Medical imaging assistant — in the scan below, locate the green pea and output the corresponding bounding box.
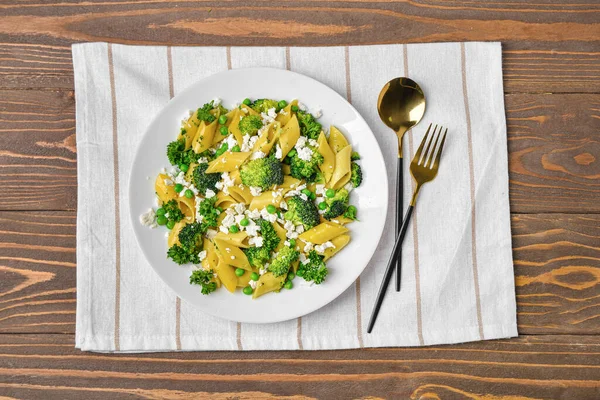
[318,201,327,210]
[301,189,312,197]
[243,286,253,295]
[216,143,228,157]
[287,271,296,280]
[287,149,297,158]
[229,225,240,233]
[179,164,189,173]
[278,100,288,109]
[309,192,316,200]
[166,220,175,230]
[218,115,227,125]
[235,268,245,277]
[155,207,166,216]
[266,204,276,214]
[243,98,252,106]
[184,189,193,199]
[296,269,304,277]
[347,205,357,214]
[326,188,335,198]
[231,145,240,152]
[289,239,296,247]
[291,105,299,112]
[240,218,249,227]
[174,183,184,193]
[220,126,228,136]
[156,215,167,226]
[284,280,293,290]
[250,272,259,281]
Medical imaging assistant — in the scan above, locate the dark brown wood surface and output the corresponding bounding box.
[0,0,599,398]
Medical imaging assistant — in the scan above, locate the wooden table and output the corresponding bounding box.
[1,1,599,398]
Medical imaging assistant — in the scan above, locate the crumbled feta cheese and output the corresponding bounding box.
[259,266,267,276]
[315,241,335,254]
[295,225,305,234]
[315,184,325,196]
[154,197,161,207]
[224,134,238,150]
[284,240,291,247]
[234,202,246,215]
[280,200,288,210]
[249,236,264,248]
[308,139,319,147]
[344,182,354,193]
[249,280,258,289]
[279,109,288,116]
[245,220,261,237]
[297,147,313,161]
[296,136,307,148]
[163,179,173,186]
[304,241,314,252]
[275,144,283,159]
[299,253,308,264]
[212,97,222,107]
[198,250,207,262]
[251,151,266,160]
[206,229,217,239]
[298,102,307,111]
[205,189,216,198]
[260,207,278,223]
[261,107,278,124]
[245,208,261,220]
[230,256,235,260]
[139,209,157,228]
[250,186,262,197]
[312,108,322,118]
[160,167,167,174]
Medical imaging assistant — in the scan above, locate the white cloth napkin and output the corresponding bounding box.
[73,42,517,352]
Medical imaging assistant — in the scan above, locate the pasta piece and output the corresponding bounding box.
[229,170,242,185]
[155,174,177,204]
[206,152,251,173]
[192,119,218,153]
[227,109,245,145]
[291,259,300,273]
[252,122,280,155]
[236,273,251,288]
[215,231,250,248]
[239,104,259,116]
[214,239,251,271]
[282,164,291,175]
[329,145,352,190]
[180,113,201,149]
[212,109,238,145]
[317,130,336,183]
[299,221,349,244]
[329,216,355,225]
[214,259,237,293]
[228,185,253,204]
[328,126,349,153]
[280,175,302,191]
[249,190,283,210]
[275,99,298,126]
[278,115,300,159]
[215,192,237,210]
[323,234,350,261]
[252,272,286,299]
[273,222,288,251]
[167,220,187,247]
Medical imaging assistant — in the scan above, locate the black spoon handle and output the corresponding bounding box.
[395,158,403,292]
[367,204,414,334]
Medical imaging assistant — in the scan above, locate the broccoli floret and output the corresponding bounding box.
[162,199,184,223]
[196,101,216,123]
[284,195,320,230]
[343,205,357,220]
[351,151,361,161]
[350,162,362,188]
[239,115,263,136]
[192,163,220,195]
[197,196,221,230]
[296,110,322,140]
[323,201,346,220]
[289,148,324,182]
[189,269,217,295]
[166,139,199,167]
[243,219,281,268]
[297,250,328,284]
[268,247,299,277]
[323,189,350,220]
[240,157,284,190]
[178,222,204,254]
[250,99,279,114]
[167,244,199,265]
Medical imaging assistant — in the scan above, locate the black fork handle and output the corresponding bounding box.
[367,205,415,334]
[395,158,403,292]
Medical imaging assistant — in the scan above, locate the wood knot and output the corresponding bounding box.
[574,152,595,166]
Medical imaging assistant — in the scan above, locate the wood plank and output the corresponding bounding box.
[0,2,598,92]
[1,90,598,212]
[1,212,598,335]
[0,334,598,399]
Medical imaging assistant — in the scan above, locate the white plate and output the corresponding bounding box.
[129,67,388,324]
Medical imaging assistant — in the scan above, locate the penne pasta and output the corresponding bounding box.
[317,131,336,183]
[329,145,353,190]
[278,115,300,159]
[328,126,350,153]
[206,151,251,173]
[299,221,349,244]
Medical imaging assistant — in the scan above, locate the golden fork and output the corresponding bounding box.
[367,123,448,333]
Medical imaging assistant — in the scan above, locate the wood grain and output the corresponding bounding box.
[0,2,599,92]
[1,212,598,335]
[0,334,599,399]
[1,90,598,212]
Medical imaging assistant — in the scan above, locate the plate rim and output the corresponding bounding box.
[128,66,389,324]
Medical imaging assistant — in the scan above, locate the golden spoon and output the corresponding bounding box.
[377,77,426,292]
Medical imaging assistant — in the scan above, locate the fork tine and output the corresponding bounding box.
[425,126,442,169]
[420,124,437,165]
[432,128,448,171]
[414,123,432,162]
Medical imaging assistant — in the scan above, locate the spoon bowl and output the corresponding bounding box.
[377,77,426,152]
